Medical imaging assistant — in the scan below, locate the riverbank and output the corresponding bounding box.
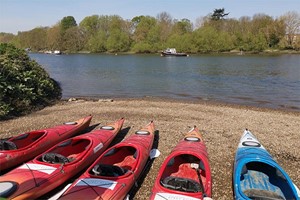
[0,98,299,199]
[38,48,300,55]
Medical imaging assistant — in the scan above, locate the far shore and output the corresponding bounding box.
[31,49,300,55]
[0,98,299,199]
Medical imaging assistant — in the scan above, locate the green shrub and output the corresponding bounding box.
[0,43,61,119]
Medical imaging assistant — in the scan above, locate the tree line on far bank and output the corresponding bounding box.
[1,9,300,53]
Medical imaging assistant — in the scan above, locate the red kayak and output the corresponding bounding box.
[150,126,212,200]
[56,121,155,200]
[0,116,92,171]
[0,118,124,200]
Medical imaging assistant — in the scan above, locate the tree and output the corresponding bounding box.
[0,33,15,43]
[195,16,210,29]
[157,12,173,43]
[132,16,156,42]
[79,15,100,36]
[192,26,233,52]
[211,8,229,21]
[60,16,77,33]
[63,27,87,52]
[252,14,285,48]
[166,33,195,53]
[46,25,61,50]
[280,11,300,48]
[106,15,132,52]
[27,27,48,51]
[58,16,78,51]
[88,31,107,52]
[81,15,110,52]
[172,19,193,35]
[131,15,160,53]
[107,29,131,52]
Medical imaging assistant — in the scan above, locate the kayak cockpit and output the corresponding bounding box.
[160,154,207,193]
[0,131,46,150]
[91,164,128,177]
[239,161,296,200]
[90,146,137,178]
[37,138,91,164]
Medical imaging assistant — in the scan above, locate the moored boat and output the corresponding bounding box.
[233,129,300,200]
[0,118,124,200]
[0,116,92,171]
[56,121,155,200]
[161,48,188,57]
[150,126,212,200]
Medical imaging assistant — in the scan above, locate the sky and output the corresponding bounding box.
[0,0,299,34]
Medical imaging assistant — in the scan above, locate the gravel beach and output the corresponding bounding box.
[0,98,299,199]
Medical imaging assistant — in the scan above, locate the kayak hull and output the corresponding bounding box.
[150,127,212,200]
[0,116,92,171]
[233,130,299,200]
[0,118,124,200]
[57,121,155,200]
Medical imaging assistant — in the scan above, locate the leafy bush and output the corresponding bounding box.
[0,43,61,119]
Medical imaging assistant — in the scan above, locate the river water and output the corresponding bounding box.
[29,53,300,110]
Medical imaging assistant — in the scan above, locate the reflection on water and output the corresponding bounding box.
[29,53,300,110]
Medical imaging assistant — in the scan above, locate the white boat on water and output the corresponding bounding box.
[53,50,61,55]
[161,48,188,57]
[44,50,61,55]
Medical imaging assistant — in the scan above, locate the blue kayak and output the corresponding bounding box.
[233,129,300,200]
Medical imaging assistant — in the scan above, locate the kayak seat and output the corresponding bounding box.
[161,176,201,193]
[241,170,285,199]
[42,153,70,164]
[0,140,17,150]
[243,189,285,200]
[241,162,297,200]
[92,164,127,177]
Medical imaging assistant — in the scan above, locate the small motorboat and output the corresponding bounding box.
[161,48,188,57]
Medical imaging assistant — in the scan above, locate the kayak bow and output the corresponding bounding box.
[0,116,92,171]
[57,121,155,200]
[233,129,299,200]
[150,126,212,200]
[0,118,124,200]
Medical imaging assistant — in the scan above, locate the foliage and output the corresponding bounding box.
[87,31,107,53]
[46,25,61,50]
[280,11,300,48]
[172,19,193,35]
[0,43,61,119]
[0,33,15,43]
[1,11,299,53]
[60,16,77,33]
[211,8,229,21]
[62,26,87,52]
[166,33,195,53]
